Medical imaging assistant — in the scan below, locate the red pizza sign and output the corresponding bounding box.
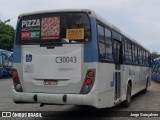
[21,32,30,39]
[20,16,61,41]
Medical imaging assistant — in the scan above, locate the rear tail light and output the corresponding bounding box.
[87,71,94,77]
[12,70,18,77]
[13,77,20,84]
[12,70,20,84]
[85,78,92,85]
[12,69,23,92]
[80,69,95,94]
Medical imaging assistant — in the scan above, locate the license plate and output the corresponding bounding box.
[44,80,58,85]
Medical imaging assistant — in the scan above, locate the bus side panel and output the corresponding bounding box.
[84,17,115,107]
[140,66,150,90]
[122,65,141,96]
[82,62,115,108]
[96,63,115,107]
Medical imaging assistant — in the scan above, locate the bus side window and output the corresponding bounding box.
[98,24,106,60]
[135,46,138,64]
[138,48,142,65]
[124,39,129,63]
[105,28,113,61]
[132,44,135,64]
[128,42,132,63]
[99,42,106,59]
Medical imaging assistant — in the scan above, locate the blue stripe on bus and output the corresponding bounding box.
[13,22,22,63]
[84,17,99,62]
[13,44,21,63]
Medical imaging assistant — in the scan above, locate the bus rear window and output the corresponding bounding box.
[16,12,91,44]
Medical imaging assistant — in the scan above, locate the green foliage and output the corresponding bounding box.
[0,21,15,51]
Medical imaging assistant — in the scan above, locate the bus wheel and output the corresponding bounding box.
[124,83,131,108]
[142,79,148,94]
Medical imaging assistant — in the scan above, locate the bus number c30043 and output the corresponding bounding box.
[55,56,77,63]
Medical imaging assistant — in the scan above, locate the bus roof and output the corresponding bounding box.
[91,10,149,52]
[18,9,149,52]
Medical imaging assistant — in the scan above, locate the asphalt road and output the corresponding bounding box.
[0,77,160,119]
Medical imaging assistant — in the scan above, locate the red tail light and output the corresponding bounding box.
[12,69,23,92]
[12,70,20,84]
[85,78,92,85]
[13,77,20,84]
[80,69,96,94]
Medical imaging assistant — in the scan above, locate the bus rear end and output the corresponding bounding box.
[12,10,99,107]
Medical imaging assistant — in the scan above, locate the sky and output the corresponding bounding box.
[0,0,160,53]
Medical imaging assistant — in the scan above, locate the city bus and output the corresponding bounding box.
[0,49,13,77]
[151,57,160,81]
[12,9,151,108]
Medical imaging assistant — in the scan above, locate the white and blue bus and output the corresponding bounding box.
[0,49,13,77]
[12,9,151,108]
[151,57,160,81]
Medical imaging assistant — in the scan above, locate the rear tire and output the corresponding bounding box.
[124,84,131,108]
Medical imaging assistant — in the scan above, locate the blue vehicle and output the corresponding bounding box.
[0,49,13,77]
[151,57,160,81]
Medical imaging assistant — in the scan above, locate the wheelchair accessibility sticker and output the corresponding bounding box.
[26,54,32,62]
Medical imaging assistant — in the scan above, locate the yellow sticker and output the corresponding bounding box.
[66,29,84,40]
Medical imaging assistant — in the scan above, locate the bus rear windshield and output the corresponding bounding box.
[16,12,91,44]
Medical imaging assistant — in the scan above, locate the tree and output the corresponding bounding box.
[151,52,160,60]
[0,21,15,51]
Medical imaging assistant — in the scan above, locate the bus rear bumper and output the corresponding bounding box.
[12,88,99,108]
